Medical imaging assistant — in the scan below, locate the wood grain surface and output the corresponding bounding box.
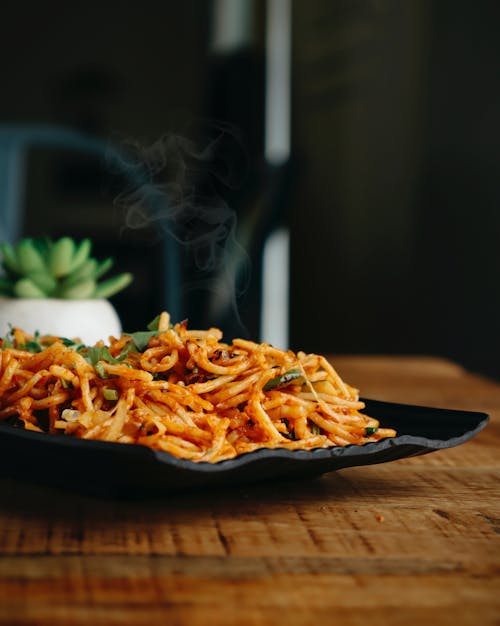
[0,356,498,626]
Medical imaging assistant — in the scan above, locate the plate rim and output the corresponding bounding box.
[0,398,489,474]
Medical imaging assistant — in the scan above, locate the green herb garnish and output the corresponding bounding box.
[60,337,85,351]
[17,340,43,353]
[78,345,131,377]
[147,314,161,331]
[126,314,174,352]
[263,369,304,391]
[128,330,158,351]
[365,426,378,436]
[83,345,129,366]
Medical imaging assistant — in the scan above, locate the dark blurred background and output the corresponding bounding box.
[0,0,498,378]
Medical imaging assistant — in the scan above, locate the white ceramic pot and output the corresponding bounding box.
[0,298,122,345]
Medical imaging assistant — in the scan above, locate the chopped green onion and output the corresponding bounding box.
[365,426,378,436]
[103,388,118,401]
[95,362,107,379]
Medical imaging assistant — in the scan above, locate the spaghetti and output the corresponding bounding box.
[0,312,396,462]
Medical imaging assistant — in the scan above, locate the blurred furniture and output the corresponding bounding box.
[0,355,497,625]
[206,0,292,346]
[0,124,181,321]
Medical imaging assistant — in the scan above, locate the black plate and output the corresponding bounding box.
[0,399,488,497]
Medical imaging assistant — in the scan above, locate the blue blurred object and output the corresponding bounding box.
[0,124,181,320]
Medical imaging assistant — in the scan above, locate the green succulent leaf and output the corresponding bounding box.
[48,237,76,277]
[31,237,52,260]
[62,259,98,288]
[15,239,47,275]
[68,238,92,273]
[13,278,47,298]
[59,278,96,299]
[0,242,22,274]
[27,271,56,295]
[93,273,133,299]
[1,237,133,300]
[94,257,114,279]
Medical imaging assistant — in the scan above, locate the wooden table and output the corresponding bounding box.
[0,356,498,626]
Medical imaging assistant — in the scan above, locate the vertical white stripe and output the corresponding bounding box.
[262,0,292,348]
[261,227,290,348]
[265,0,291,164]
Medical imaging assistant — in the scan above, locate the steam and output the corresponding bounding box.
[108,123,250,330]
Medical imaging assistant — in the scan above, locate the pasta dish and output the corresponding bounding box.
[0,312,396,462]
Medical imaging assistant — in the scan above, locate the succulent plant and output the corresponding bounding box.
[0,237,133,299]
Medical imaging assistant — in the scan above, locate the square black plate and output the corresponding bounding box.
[0,399,488,497]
